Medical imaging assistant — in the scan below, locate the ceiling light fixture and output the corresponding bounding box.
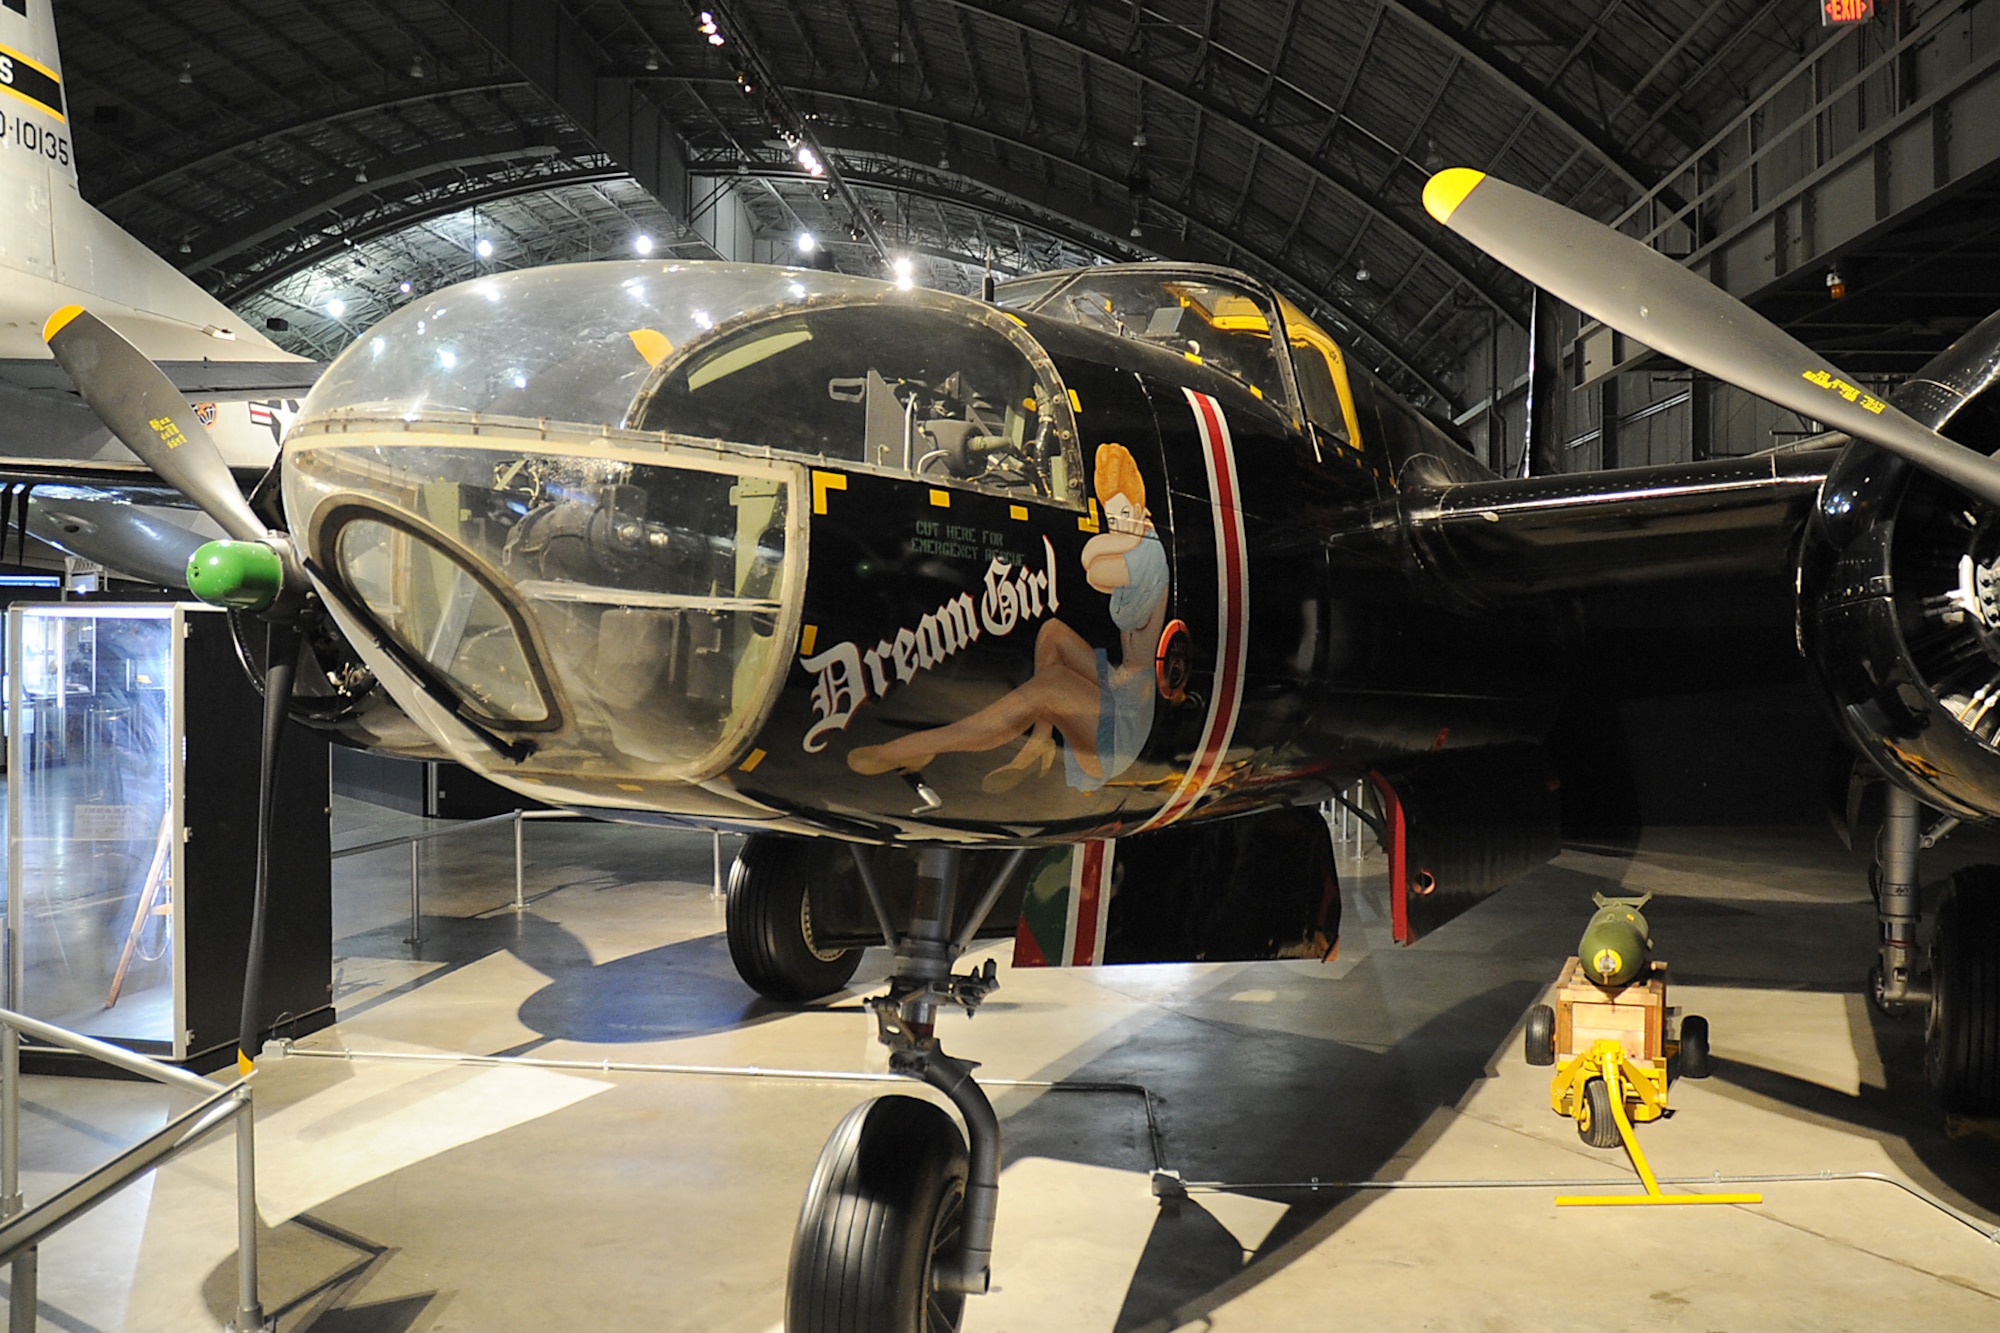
[409,55,426,79]
[398,280,413,294]
[1131,126,1147,148]
[633,233,655,256]
[476,238,494,258]
[1827,266,1848,299]
[1129,219,1142,239]
[178,60,193,86]
[797,145,825,177]
[324,297,346,319]
[796,230,816,254]
[892,255,915,290]
[645,51,660,72]
[354,165,368,183]
[1354,261,1370,283]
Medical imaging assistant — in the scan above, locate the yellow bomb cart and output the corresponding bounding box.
[1524,894,1760,1207]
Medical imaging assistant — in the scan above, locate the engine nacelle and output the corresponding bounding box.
[1801,311,2000,817]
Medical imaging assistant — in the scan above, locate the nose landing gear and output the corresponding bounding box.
[786,846,1021,1333]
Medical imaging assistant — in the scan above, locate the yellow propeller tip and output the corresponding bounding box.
[237,1049,255,1076]
[1422,168,1486,225]
[42,304,85,344]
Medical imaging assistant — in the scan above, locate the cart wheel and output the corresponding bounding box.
[1678,1014,1711,1079]
[1576,1077,1621,1149]
[1524,1004,1556,1066]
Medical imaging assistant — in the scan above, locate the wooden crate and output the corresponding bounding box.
[1553,955,1664,1064]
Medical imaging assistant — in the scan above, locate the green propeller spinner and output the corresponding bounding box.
[187,539,285,610]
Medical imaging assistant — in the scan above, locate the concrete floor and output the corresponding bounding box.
[3,807,1999,1331]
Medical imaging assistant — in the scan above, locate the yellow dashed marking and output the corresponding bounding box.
[739,748,767,773]
[801,624,818,656]
[929,488,951,508]
[1009,504,1028,521]
[813,470,847,515]
[1067,389,1082,413]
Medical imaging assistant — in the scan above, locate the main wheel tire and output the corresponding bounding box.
[788,1095,969,1333]
[1925,868,2000,1114]
[1576,1077,1621,1149]
[1678,1014,1711,1079]
[726,836,863,1002]
[1524,1004,1556,1066]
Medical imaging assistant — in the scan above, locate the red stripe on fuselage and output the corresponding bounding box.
[1071,840,1109,964]
[1136,390,1249,831]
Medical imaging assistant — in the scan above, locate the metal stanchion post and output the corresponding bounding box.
[227,1090,268,1332]
[3,1018,30,1333]
[712,832,723,900]
[513,811,526,913]
[405,840,422,947]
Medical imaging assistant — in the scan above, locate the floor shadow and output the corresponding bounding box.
[516,932,796,1043]
[991,976,1544,1331]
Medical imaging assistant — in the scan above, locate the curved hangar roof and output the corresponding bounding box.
[55,0,1971,411]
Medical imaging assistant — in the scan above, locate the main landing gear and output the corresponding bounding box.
[1870,785,2000,1114]
[787,845,1024,1333]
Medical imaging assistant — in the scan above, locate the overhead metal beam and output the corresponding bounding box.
[436,0,690,218]
[923,0,1523,324]
[214,160,630,301]
[102,81,533,212]
[187,133,567,274]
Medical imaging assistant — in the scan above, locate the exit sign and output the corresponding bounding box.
[1822,0,1874,23]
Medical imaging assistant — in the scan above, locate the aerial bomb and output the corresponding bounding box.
[1578,892,1653,987]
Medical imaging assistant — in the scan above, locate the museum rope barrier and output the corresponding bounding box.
[330,808,591,947]
[267,1043,1998,1245]
[0,1006,271,1333]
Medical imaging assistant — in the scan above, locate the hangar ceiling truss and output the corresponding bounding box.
[54,0,1841,408]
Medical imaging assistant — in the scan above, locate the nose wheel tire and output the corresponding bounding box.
[726,836,863,1002]
[788,1095,970,1333]
[1925,868,2000,1114]
[1576,1076,1622,1149]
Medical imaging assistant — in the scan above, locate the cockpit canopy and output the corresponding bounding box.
[995,265,1365,450]
[298,262,1083,506]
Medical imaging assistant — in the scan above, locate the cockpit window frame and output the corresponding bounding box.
[317,499,566,735]
[621,289,1088,510]
[994,263,1308,426]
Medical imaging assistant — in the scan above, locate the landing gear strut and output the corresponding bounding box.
[1870,784,1930,1014]
[1869,784,2000,1113]
[787,846,1024,1332]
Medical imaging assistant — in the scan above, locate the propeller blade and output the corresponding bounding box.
[1423,169,2000,511]
[43,305,272,543]
[237,620,300,1073]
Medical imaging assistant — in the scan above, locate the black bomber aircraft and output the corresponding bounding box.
[31,166,2000,1332]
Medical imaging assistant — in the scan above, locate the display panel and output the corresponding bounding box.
[5,604,181,1050]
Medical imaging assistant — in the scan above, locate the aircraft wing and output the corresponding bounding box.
[0,356,325,400]
[1401,439,1837,605]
